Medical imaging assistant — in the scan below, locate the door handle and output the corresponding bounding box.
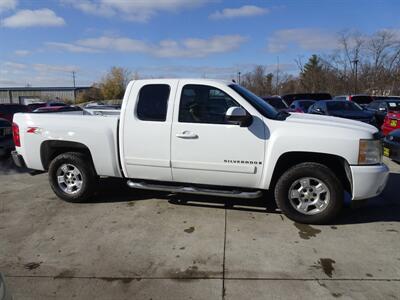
[176,131,198,139]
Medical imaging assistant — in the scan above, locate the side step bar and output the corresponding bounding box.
[126,180,263,199]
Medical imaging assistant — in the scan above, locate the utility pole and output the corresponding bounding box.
[238,71,241,85]
[72,71,76,103]
[276,56,280,95]
[352,59,359,94]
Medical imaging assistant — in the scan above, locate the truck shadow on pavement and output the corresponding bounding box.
[0,156,29,175]
[90,173,400,225]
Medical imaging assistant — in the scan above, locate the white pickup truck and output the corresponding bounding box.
[12,79,389,224]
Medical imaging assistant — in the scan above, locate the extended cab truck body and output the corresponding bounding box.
[12,79,389,224]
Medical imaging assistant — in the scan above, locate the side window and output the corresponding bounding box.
[179,84,240,124]
[368,101,379,109]
[137,84,170,121]
[378,102,387,111]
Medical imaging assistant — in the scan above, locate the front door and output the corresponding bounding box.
[171,81,266,188]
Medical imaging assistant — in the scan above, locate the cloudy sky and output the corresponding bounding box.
[1,0,399,87]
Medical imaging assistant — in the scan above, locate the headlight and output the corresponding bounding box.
[358,139,382,165]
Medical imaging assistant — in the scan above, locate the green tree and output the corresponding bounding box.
[75,85,103,104]
[99,67,131,100]
[299,55,326,92]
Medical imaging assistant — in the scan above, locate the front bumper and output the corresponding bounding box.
[350,163,389,200]
[11,150,26,168]
[383,138,400,163]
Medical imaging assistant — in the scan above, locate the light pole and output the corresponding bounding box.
[352,59,359,94]
[276,56,280,95]
[238,71,241,85]
[72,71,76,104]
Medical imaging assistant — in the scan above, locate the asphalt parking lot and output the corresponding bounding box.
[1,157,399,300]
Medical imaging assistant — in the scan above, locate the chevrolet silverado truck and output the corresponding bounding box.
[11,79,389,224]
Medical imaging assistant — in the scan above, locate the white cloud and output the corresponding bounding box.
[0,0,17,13]
[0,61,82,87]
[77,36,148,52]
[14,49,31,56]
[47,35,247,58]
[33,63,78,73]
[1,9,65,28]
[267,28,338,53]
[3,61,26,69]
[210,5,268,20]
[46,42,100,53]
[63,0,212,22]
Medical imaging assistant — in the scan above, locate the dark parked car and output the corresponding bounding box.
[372,96,400,101]
[365,99,400,128]
[0,104,29,122]
[308,100,376,125]
[383,129,400,163]
[282,93,332,106]
[0,118,13,157]
[27,102,47,111]
[261,96,288,111]
[334,95,373,107]
[288,100,316,113]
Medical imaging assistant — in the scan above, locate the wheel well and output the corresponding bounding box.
[270,152,352,194]
[40,140,93,170]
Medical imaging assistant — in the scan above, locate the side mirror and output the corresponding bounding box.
[225,107,252,127]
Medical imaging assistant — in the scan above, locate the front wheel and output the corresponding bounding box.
[48,152,97,203]
[274,162,343,224]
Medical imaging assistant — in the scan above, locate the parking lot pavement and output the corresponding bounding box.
[1,157,399,299]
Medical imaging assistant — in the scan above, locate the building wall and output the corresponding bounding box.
[0,88,87,104]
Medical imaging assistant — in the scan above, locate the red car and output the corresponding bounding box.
[382,111,400,136]
[0,104,29,123]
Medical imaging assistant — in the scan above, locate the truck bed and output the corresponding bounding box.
[13,113,122,177]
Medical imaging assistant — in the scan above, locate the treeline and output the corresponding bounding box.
[76,67,134,103]
[242,30,400,96]
[78,29,400,102]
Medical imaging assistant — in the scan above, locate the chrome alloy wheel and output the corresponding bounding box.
[288,177,330,215]
[56,164,83,195]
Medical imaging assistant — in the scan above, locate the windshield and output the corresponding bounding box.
[327,101,363,111]
[386,101,400,111]
[229,84,281,119]
[299,101,316,110]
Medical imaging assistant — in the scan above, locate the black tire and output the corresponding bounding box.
[274,162,343,224]
[48,152,97,203]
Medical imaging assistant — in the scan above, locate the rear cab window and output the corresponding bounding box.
[137,84,170,121]
[351,96,373,105]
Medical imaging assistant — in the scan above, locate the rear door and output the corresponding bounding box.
[121,80,177,181]
[170,80,266,188]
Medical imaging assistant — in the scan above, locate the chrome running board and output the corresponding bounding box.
[126,180,262,199]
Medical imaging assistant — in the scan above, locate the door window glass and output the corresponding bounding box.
[179,85,240,124]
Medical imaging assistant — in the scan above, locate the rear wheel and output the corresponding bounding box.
[274,162,343,224]
[48,152,97,202]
